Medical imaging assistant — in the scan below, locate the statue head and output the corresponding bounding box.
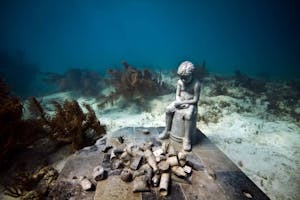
[177,61,195,84]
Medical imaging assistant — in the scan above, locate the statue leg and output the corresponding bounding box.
[183,119,193,151]
[158,112,173,139]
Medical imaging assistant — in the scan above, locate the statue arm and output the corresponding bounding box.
[178,81,200,105]
[175,81,181,101]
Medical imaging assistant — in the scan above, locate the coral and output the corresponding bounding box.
[98,61,173,108]
[28,97,106,150]
[42,68,103,96]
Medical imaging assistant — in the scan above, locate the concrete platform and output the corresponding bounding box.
[93,127,270,200]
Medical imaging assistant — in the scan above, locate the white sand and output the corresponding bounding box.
[93,87,299,200]
[26,76,300,200]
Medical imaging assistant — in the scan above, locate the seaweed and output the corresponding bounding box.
[0,79,23,160]
[265,80,300,122]
[98,61,173,108]
[234,70,266,93]
[42,68,103,96]
[0,79,46,162]
[0,78,106,164]
[4,166,59,199]
[28,97,106,150]
[209,82,229,96]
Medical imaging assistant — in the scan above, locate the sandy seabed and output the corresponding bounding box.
[24,75,300,200]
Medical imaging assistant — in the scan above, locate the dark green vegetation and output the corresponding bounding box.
[198,71,300,124]
[42,61,175,109]
[0,79,106,166]
[0,79,106,199]
[98,61,174,108]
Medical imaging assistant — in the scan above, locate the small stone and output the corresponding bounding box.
[140,142,153,151]
[178,152,186,161]
[167,145,176,156]
[260,179,264,187]
[167,156,179,167]
[186,156,204,171]
[179,160,186,166]
[243,191,253,199]
[206,167,216,180]
[158,161,170,172]
[133,175,150,193]
[117,136,124,144]
[108,169,122,176]
[183,165,192,174]
[120,169,133,182]
[153,148,164,157]
[155,155,167,162]
[110,151,117,161]
[112,159,123,169]
[113,148,124,155]
[150,138,162,147]
[80,178,93,191]
[130,155,143,170]
[93,166,107,181]
[172,166,187,178]
[120,151,130,160]
[96,137,107,145]
[235,138,242,144]
[152,174,160,187]
[102,153,112,169]
[142,129,150,135]
[238,161,243,167]
[102,145,113,153]
[161,142,169,154]
[144,149,153,158]
[125,144,136,156]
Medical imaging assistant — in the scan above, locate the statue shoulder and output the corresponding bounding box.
[194,79,201,87]
[177,79,183,86]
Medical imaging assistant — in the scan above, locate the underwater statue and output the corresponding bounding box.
[159,61,200,151]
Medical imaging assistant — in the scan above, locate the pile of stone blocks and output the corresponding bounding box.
[89,140,202,197]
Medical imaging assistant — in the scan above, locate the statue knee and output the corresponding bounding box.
[166,109,174,115]
[184,114,196,121]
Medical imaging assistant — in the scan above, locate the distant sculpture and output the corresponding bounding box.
[159,61,200,151]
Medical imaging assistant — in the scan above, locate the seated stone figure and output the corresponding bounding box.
[159,61,200,151]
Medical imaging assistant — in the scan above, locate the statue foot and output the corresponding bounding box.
[183,139,191,152]
[158,130,170,140]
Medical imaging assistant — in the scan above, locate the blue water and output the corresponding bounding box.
[0,0,299,96]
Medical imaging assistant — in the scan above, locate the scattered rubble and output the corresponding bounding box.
[89,141,200,197]
[79,177,93,191]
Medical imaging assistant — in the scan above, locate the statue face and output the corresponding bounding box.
[180,74,192,84]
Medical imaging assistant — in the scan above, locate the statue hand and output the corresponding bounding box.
[174,101,182,108]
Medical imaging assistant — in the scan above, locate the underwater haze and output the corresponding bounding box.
[0,0,299,96]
